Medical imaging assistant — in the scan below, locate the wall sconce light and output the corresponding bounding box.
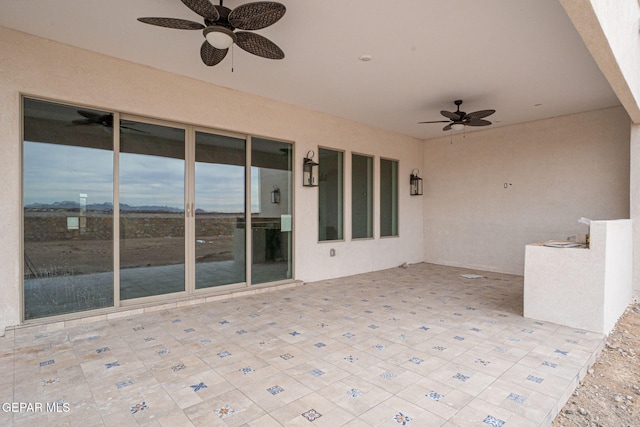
[303,150,319,187]
[410,169,423,196]
[271,186,281,204]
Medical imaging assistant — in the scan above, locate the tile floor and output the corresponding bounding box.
[0,263,604,426]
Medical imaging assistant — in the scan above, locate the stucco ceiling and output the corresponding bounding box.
[0,0,622,139]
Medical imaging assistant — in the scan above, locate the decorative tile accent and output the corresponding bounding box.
[381,371,396,380]
[116,379,132,389]
[39,359,55,367]
[347,388,362,398]
[157,348,170,355]
[542,361,557,368]
[171,363,186,372]
[105,361,120,369]
[483,415,505,427]
[364,310,374,314]
[507,392,525,403]
[200,339,211,345]
[35,333,47,339]
[130,402,148,414]
[432,346,446,351]
[555,349,569,356]
[453,373,469,382]
[214,405,234,419]
[475,359,490,366]
[144,337,156,342]
[280,353,294,360]
[566,339,578,344]
[267,321,278,326]
[495,348,508,354]
[171,319,182,323]
[400,334,408,340]
[534,321,544,326]
[374,344,386,350]
[343,332,355,338]
[267,385,284,395]
[471,327,481,332]
[318,323,328,328]
[96,347,110,353]
[527,375,544,383]
[311,369,325,377]
[41,377,59,386]
[39,344,52,351]
[290,331,301,336]
[344,355,358,363]
[133,326,144,332]
[426,391,443,401]
[217,351,231,358]
[409,357,423,365]
[191,382,208,392]
[219,320,229,325]
[302,409,322,422]
[236,329,247,335]
[240,367,255,375]
[394,412,412,425]
[522,329,534,334]
[250,313,260,318]
[314,342,326,348]
[453,336,465,341]
[419,326,430,331]
[184,328,195,333]
[453,313,462,317]
[509,337,520,342]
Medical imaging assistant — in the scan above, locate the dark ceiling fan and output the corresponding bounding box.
[419,100,496,131]
[138,0,286,67]
[72,111,146,133]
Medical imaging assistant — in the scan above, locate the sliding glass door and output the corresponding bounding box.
[194,131,246,289]
[23,98,294,320]
[119,120,186,300]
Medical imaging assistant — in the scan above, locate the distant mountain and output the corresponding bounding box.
[25,201,183,213]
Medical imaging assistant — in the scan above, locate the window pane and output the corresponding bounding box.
[195,132,246,288]
[23,98,114,319]
[380,159,398,237]
[319,148,343,241]
[352,154,373,239]
[119,120,185,300]
[251,138,292,284]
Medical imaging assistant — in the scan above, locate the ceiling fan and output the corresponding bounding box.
[72,111,146,133]
[419,100,495,131]
[138,0,286,67]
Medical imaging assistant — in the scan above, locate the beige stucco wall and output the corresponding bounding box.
[0,27,424,331]
[423,107,630,275]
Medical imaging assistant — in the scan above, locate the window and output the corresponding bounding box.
[352,153,373,239]
[380,158,398,237]
[318,148,343,241]
[23,98,114,319]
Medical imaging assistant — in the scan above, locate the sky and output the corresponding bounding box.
[23,141,261,213]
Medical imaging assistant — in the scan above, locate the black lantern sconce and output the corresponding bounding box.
[303,150,319,187]
[271,186,281,204]
[410,168,423,196]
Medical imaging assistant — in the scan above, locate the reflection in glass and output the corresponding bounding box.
[119,120,185,300]
[23,98,114,319]
[251,138,292,284]
[352,154,374,239]
[195,132,246,288]
[380,159,399,237]
[319,148,343,241]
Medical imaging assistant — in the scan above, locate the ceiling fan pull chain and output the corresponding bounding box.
[231,44,234,72]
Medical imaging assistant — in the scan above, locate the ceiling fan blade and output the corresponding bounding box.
[466,119,492,126]
[229,2,286,30]
[443,124,453,131]
[180,0,219,21]
[77,110,102,119]
[466,109,496,120]
[441,110,462,121]
[200,40,228,66]
[138,17,205,30]
[235,32,284,59]
[71,119,92,125]
[418,120,450,124]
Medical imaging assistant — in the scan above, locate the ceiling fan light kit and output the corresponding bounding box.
[419,99,496,132]
[138,0,286,67]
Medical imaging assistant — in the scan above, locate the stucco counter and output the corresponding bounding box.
[523,219,632,334]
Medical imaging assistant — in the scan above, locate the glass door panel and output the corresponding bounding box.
[119,120,185,300]
[195,132,246,288]
[251,138,293,284]
[23,98,114,319]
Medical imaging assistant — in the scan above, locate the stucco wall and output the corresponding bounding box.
[0,27,424,330]
[423,107,630,275]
